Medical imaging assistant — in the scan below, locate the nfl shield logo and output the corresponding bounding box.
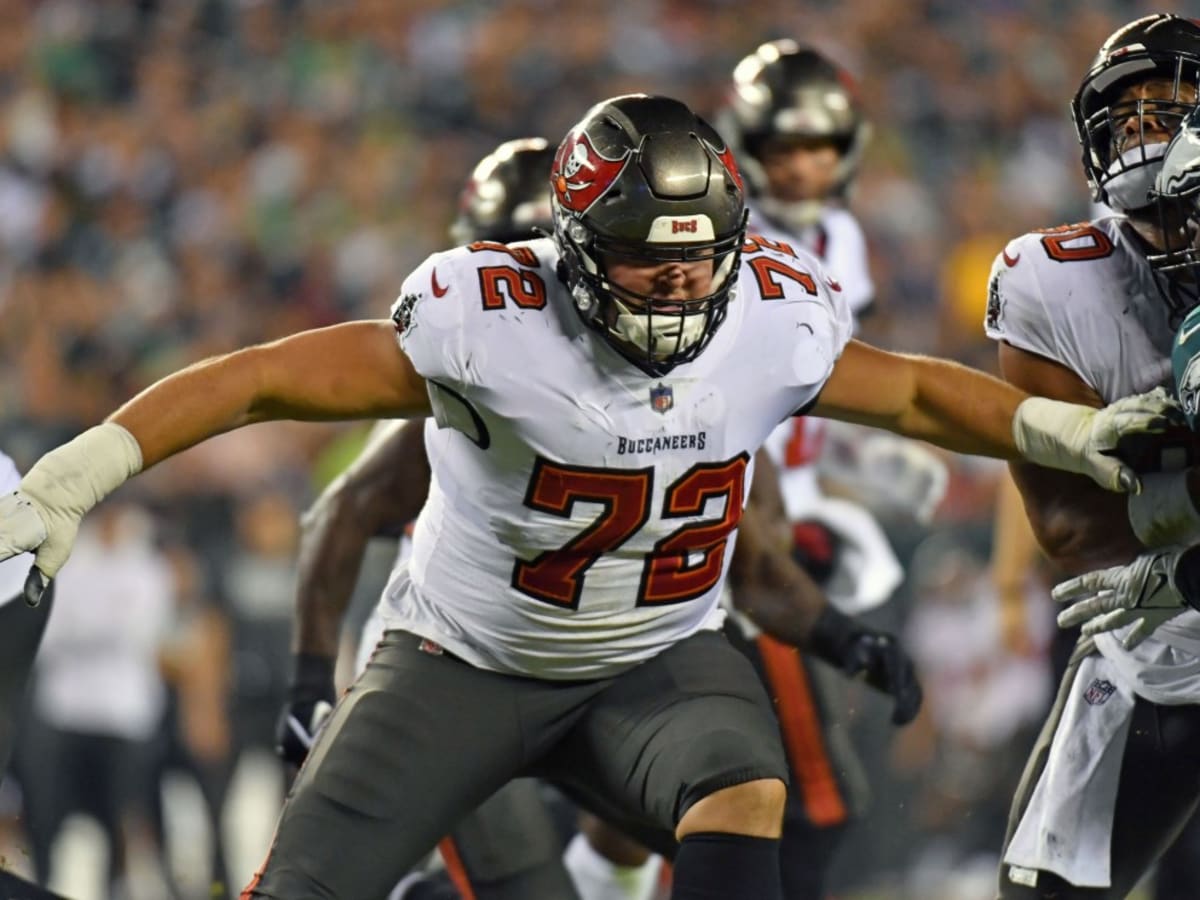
[1084,678,1116,706]
[649,382,674,414]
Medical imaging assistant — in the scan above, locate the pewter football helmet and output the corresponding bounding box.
[450,137,554,245]
[551,94,747,375]
[1072,14,1200,213]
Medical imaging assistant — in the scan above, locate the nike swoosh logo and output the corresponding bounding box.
[1179,319,1200,346]
[431,269,449,298]
[1002,249,1021,267]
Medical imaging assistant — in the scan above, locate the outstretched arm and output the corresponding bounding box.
[812,339,1171,494]
[113,321,430,468]
[0,320,432,603]
[812,341,1025,458]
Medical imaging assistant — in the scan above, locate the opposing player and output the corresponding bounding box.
[0,94,1172,899]
[981,14,1200,898]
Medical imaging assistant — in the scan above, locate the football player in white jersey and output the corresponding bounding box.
[286,135,918,900]
[0,93,1173,899]
[981,14,1200,899]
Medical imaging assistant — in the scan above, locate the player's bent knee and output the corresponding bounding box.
[675,777,786,841]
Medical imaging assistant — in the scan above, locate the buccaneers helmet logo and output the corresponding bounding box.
[710,141,745,192]
[552,131,629,214]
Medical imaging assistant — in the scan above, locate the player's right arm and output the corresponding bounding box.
[113,320,430,469]
[0,319,432,604]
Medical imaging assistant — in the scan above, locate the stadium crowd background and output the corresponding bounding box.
[0,1,1191,898]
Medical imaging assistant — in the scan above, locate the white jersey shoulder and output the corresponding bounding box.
[0,451,29,603]
[983,216,1175,402]
[747,199,874,320]
[392,238,558,391]
[380,237,851,679]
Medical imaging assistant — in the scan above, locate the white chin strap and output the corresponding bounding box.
[612,299,707,360]
[1103,142,1169,212]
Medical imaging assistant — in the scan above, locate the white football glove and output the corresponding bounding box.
[1012,387,1180,493]
[0,423,142,605]
[1053,546,1191,649]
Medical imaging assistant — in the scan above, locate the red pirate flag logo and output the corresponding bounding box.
[552,131,630,214]
[708,140,744,192]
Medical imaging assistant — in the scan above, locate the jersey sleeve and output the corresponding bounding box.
[391,249,470,389]
[745,245,854,403]
[982,234,1070,368]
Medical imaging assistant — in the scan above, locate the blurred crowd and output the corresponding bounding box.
[0,0,1192,897]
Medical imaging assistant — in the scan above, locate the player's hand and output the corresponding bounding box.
[275,654,336,768]
[809,606,923,725]
[1013,387,1183,493]
[0,491,56,607]
[1053,546,1193,649]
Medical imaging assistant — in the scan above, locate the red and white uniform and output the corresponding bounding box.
[379,236,852,680]
[986,215,1195,887]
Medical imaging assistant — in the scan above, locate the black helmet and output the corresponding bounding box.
[450,137,554,245]
[1149,104,1200,315]
[1071,14,1200,213]
[551,94,747,376]
[718,40,869,228]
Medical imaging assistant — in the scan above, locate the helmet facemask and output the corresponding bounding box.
[558,213,746,374]
[1071,15,1200,213]
[551,95,748,376]
[1077,81,1196,213]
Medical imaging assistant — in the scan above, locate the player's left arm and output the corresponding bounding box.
[728,449,923,725]
[810,339,1171,493]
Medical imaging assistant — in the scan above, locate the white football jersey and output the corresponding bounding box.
[0,451,29,605]
[984,215,1200,703]
[381,236,852,679]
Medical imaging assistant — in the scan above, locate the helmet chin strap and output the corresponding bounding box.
[610,298,707,360]
[1104,142,1169,211]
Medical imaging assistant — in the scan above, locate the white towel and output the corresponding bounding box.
[1004,653,1135,888]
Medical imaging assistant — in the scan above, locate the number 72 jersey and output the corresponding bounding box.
[383,236,852,679]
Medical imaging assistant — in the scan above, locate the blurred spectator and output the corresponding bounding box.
[21,500,177,898]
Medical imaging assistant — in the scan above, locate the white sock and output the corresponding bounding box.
[563,831,663,900]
